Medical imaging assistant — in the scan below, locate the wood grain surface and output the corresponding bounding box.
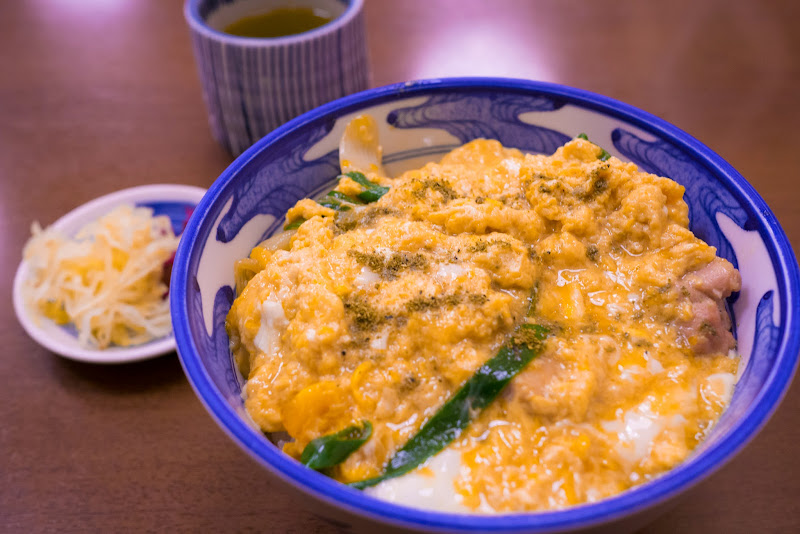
[2,1,799,532]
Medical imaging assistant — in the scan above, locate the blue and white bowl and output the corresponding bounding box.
[170,78,800,533]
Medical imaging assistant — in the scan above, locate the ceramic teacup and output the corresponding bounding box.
[185,0,369,156]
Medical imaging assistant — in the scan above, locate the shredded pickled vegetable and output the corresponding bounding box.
[22,204,179,349]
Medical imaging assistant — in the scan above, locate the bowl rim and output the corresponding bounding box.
[171,77,800,531]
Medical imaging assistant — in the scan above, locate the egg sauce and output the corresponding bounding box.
[226,138,739,512]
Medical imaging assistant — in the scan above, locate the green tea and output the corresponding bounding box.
[224,7,333,38]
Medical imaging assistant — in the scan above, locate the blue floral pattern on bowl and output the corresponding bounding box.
[171,79,800,533]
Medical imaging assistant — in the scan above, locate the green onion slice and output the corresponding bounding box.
[318,199,352,212]
[284,172,387,230]
[576,133,612,161]
[283,218,305,231]
[300,421,374,471]
[349,323,549,490]
[344,171,389,203]
[327,190,365,205]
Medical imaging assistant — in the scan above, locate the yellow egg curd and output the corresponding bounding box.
[226,138,740,512]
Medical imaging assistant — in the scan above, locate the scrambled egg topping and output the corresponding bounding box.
[226,138,739,512]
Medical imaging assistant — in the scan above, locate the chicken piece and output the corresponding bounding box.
[676,257,741,355]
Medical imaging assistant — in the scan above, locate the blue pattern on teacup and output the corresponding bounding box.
[186,0,369,156]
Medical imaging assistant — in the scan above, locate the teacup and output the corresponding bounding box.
[185,0,369,156]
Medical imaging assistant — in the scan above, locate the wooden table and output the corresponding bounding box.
[3,1,799,531]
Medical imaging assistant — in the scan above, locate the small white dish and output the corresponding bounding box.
[13,184,207,364]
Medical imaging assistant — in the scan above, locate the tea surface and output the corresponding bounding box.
[223,7,332,38]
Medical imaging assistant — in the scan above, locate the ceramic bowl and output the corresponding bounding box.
[170,78,800,533]
[14,184,206,364]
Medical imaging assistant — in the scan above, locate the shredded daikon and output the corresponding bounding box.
[22,204,180,349]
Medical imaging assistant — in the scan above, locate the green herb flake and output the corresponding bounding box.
[348,250,385,272]
[468,294,488,305]
[405,293,462,313]
[348,249,428,279]
[343,294,381,331]
[334,218,358,233]
[385,252,428,275]
[412,179,458,202]
[700,322,718,337]
[467,240,488,253]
